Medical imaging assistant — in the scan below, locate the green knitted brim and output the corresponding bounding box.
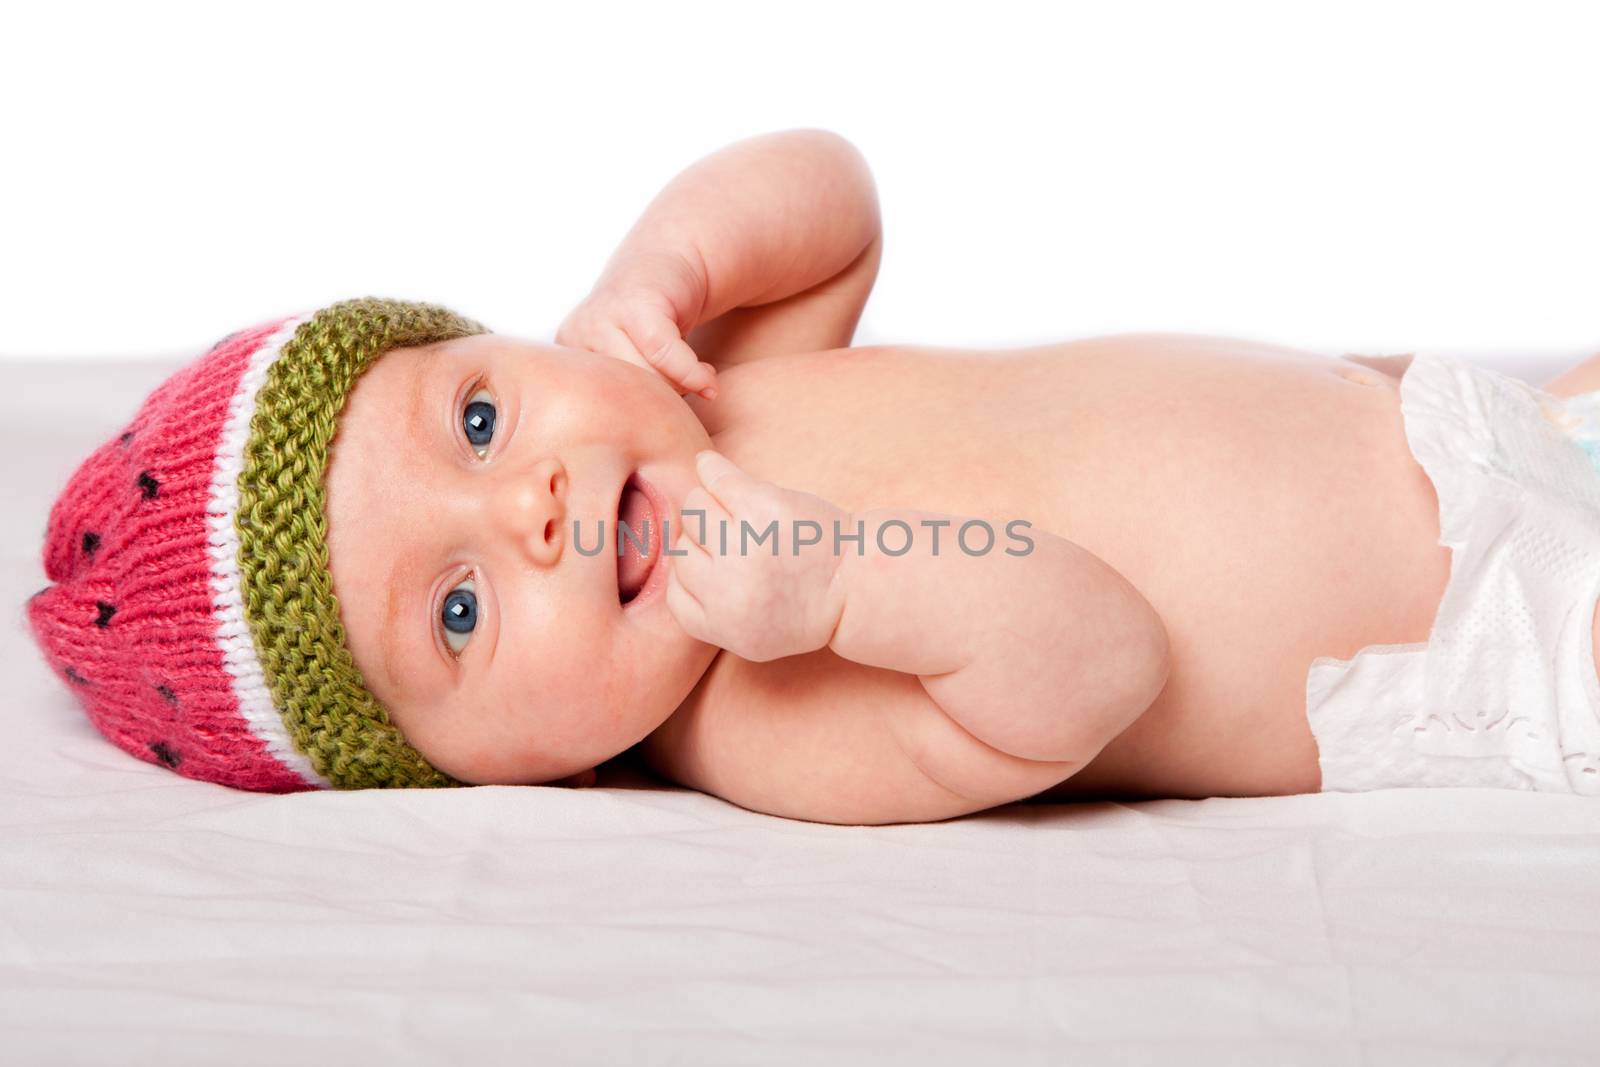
[236,297,491,788]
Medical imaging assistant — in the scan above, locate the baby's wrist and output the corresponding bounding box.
[598,243,707,332]
[816,510,855,653]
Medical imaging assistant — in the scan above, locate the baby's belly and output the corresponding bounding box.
[1036,352,1454,801]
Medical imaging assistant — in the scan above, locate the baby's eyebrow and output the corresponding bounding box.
[403,344,447,431]
[377,545,414,699]
[373,347,449,698]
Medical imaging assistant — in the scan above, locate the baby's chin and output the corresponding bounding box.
[429,674,695,788]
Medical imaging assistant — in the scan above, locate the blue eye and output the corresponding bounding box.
[463,387,495,455]
[439,577,477,656]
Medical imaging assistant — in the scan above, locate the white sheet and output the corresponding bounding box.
[4,352,1599,1066]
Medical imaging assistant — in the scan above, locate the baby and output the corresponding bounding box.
[26,129,1600,823]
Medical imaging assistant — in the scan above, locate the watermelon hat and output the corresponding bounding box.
[25,297,490,791]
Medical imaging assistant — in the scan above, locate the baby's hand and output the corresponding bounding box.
[555,251,719,400]
[667,451,849,662]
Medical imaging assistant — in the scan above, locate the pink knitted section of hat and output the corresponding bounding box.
[26,319,322,792]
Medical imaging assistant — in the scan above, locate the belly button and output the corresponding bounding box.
[1334,366,1381,387]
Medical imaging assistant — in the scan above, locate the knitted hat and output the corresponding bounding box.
[25,297,491,791]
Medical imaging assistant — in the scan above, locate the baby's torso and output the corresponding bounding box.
[640,334,1454,800]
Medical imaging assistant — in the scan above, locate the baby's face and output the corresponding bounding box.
[323,332,718,786]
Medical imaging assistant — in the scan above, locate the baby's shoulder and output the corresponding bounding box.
[639,650,1075,825]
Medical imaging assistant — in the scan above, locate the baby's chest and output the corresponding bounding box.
[701,348,1090,528]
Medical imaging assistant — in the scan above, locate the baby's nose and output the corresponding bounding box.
[488,457,567,565]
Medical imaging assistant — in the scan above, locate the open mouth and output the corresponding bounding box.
[616,473,660,605]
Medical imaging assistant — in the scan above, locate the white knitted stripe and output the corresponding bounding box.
[205,314,333,789]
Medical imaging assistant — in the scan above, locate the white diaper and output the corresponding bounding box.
[1304,352,1600,794]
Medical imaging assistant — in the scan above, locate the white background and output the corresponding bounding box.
[3,0,1598,364]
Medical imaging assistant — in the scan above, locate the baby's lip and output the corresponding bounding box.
[612,469,647,604]
[612,473,625,601]
[615,471,669,609]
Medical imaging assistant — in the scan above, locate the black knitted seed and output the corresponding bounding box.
[137,471,159,499]
[156,684,178,706]
[119,431,133,445]
[149,741,181,768]
[81,531,100,555]
[63,665,89,685]
[94,601,116,628]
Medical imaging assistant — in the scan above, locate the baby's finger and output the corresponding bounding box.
[665,539,715,603]
[619,307,717,398]
[665,565,712,644]
[679,486,732,550]
[647,335,718,399]
[577,323,655,374]
[666,510,707,563]
[667,339,719,399]
[694,450,763,510]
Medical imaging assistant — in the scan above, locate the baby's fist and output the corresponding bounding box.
[666,452,850,662]
[555,251,718,400]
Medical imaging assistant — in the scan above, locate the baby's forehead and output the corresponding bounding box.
[424,331,542,360]
[326,356,434,498]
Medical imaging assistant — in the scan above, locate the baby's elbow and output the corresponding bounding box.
[1140,609,1173,710]
[1051,611,1170,762]
[1109,603,1172,736]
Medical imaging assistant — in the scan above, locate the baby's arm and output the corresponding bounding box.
[830,507,1170,767]
[557,128,882,388]
[671,453,1172,772]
